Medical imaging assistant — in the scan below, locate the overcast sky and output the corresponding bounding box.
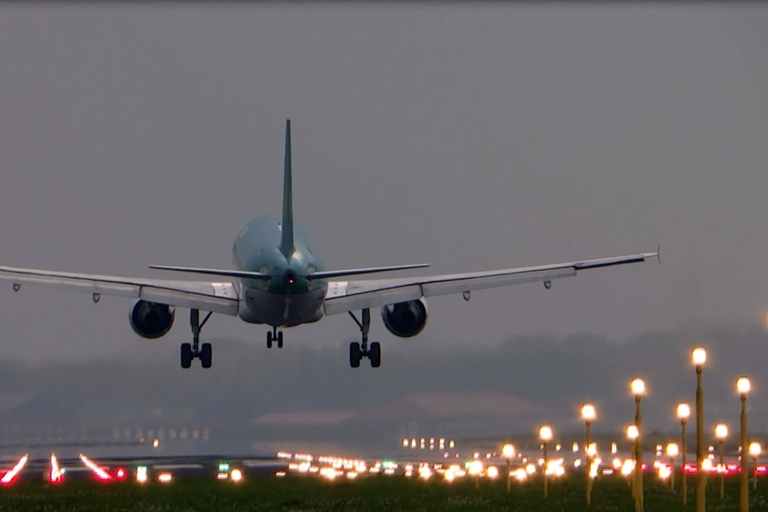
[1,4,768,363]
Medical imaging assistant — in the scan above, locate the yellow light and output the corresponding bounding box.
[627,425,639,440]
[539,425,553,441]
[230,469,242,482]
[486,465,499,479]
[502,444,515,459]
[715,424,729,439]
[515,467,527,481]
[320,467,337,480]
[589,458,601,479]
[667,443,679,457]
[526,463,536,475]
[630,378,646,396]
[158,472,173,483]
[587,443,597,457]
[702,458,713,472]
[275,471,286,477]
[677,402,691,419]
[581,403,597,421]
[691,347,707,366]
[152,438,159,448]
[750,442,762,457]
[737,376,752,395]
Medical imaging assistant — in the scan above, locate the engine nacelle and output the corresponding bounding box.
[129,300,175,339]
[380,298,428,338]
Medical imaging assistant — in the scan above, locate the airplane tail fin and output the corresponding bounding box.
[279,119,295,259]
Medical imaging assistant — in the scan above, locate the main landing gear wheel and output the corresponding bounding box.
[348,309,381,368]
[180,309,213,369]
[267,328,284,349]
[181,343,193,369]
[349,342,361,368]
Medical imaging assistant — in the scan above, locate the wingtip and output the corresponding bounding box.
[656,244,661,265]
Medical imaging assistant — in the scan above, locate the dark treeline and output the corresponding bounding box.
[0,323,766,435]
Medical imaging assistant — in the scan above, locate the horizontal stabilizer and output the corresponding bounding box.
[148,265,272,280]
[306,263,429,280]
[149,263,429,281]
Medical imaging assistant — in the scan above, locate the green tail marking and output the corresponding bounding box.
[279,119,295,259]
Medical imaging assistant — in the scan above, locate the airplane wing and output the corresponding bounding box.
[0,265,239,316]
[322,251,659,315]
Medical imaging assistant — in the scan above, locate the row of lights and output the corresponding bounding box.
[487,347,760,511]
[0,453,244,486]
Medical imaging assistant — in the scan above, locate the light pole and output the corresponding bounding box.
[738,376,751,512]
[715,423,728,500]
[582,404,597,506]
[678,402,691,505]
[502,443,515,492]
[692,346,707,512]
[540,426,553,499]
[749,442,761,491]
[627,424,639,499]
[667,442,679,491]
[631,378,646,512]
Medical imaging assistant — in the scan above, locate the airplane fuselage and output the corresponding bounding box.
[232,214,327,327]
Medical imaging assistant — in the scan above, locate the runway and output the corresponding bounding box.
[2,454,287,484]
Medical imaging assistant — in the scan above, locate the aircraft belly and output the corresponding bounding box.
[239,286,325,327]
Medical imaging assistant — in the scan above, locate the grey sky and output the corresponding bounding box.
[1,4,768,363]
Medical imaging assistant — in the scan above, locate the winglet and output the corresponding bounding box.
[279,119,295,259]
[657,244,661,265]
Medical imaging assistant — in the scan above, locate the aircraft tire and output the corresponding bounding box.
[200,343,213,369]
[180,343,193,369]
[349,342,361,368]
[267,331,273,349]
[277,331,284,348]
[369,342,381,368]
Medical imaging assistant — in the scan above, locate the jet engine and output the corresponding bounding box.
[380,298,428,338]
[129,300,175,339]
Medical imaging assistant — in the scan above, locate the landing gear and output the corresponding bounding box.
[348,309,381,368]
[267,328,284,348]
[181,309,213,369]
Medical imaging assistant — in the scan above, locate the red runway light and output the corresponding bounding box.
[1,454,29,485]
[50,454,63,484]
[115,468,126,480]
[79,454,112,481]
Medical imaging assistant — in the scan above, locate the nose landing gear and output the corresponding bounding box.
[266,327,284,348]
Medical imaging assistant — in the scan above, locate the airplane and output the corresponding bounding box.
[0,120,659,369]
